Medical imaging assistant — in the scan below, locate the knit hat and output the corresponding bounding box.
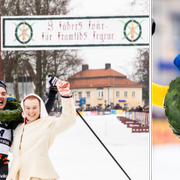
[21,93,48,119]
[0,80,7,92]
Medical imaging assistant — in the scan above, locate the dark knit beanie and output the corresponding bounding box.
[0,80,7,92]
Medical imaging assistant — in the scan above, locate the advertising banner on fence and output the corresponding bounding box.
[83,111,91,116]
[1,15,149,50]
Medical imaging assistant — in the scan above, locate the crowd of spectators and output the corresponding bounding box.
[49,103,149,116]
[49,107,62,117]
[76,103,149,113]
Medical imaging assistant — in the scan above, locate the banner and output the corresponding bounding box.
[91,111,98,116]
[117,110,123,114]
[76,111,83,116]
[110,109,117,114]
[83,111,91,116]
[1,15,149,50]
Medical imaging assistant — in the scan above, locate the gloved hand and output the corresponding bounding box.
[56,80,71,97]
[173,54,180,71]
[47,75,58,92]
[48,75,59,87]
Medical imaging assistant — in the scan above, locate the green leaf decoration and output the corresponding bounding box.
[165,76,180,137]
[0,99,23,122]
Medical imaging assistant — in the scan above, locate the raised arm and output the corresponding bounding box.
[48,79,76,136]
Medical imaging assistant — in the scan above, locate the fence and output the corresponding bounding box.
[50,109,149,133]
[117,116,149,133]
[76,110,149,127]
[77,109,124,116]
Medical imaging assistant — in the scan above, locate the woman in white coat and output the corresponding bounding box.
[7,80,76,180]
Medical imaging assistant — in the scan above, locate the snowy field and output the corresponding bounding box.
[9,115,149,180]
[153,144,180,180]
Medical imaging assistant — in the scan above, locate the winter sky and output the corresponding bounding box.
[67,0,150,77]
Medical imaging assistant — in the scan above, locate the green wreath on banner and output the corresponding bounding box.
[123,20,142,42]
[15,22,33,44]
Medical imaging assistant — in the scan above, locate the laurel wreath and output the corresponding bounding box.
[165,76,180,137]
[0,98,24,122]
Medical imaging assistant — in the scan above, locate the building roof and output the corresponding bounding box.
[68,67,142,89]
[69,68,126,79]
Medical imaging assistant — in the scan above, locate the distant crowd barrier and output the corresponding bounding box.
[134,112,149,127]
[124,111,149,127]
[117,116,149,133]
[50,109,149,133]
[76,110,149,127]
[76,109,125,116]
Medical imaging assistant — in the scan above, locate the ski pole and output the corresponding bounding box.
[76,110,132,180]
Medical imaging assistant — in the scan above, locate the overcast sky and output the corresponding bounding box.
[67,0,149,77]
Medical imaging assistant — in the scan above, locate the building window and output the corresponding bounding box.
[124,91,128,97]
[78,92,82,99]
[132,91,135,97]
[101,91,103,97]
[116,91,120,97]
[97,89,104,99]
[86,91,90,98]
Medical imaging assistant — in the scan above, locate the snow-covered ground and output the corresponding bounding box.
[153,144,180,180]
[9,115,149,180]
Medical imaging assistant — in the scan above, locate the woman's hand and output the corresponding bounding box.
[56,80,71,97]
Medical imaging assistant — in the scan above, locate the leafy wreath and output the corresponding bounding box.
[0,98,23,122]
[165,76,180,137]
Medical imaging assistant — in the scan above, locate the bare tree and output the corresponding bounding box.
[0,0,23,99]
[0,0,84,99]
[22,0,83,98]
[131,48,149,105]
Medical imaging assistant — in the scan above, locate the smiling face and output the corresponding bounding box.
[24,98,40,122]
[0,87,7,110]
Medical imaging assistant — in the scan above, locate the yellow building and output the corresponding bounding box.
[68,64,143,108]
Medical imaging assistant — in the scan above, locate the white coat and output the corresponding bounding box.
[7,95,76,180]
